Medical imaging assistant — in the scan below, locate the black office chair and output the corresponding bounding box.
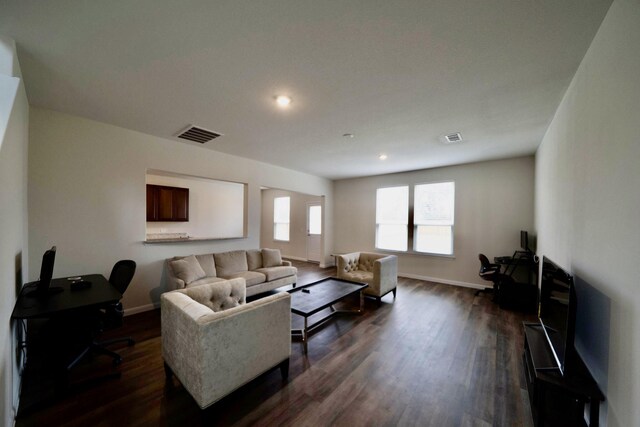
[475,254,504,299]
[67,260,136,369]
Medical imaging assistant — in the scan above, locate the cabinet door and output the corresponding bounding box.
[172,187,189,221]
[146,185,158,221]
[157,187,175,221]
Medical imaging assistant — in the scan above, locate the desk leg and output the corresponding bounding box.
[303,317,308,354]
[589,398,600,427]
[537,385,545,427]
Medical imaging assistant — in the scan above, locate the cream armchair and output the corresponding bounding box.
[161,278,291,409]
[337,252,398,305]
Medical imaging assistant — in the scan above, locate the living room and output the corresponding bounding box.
[1,1,639,426]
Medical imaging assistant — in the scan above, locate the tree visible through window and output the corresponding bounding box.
[273,197,290,241]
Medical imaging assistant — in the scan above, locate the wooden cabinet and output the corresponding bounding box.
[146,184,189,222]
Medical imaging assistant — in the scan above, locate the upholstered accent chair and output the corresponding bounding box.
[337,252,398,305]
[161,278,291,409]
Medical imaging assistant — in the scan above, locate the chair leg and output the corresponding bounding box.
[377,297,382,307]
[279,358,289,380]
[92,344,123,365]
[392,288,397,298]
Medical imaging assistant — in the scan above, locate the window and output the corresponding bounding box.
[414,182,455,255]
[374,181,455,255]
[273,197,290,241]
[308,205,322,235]
[375,186,409,251]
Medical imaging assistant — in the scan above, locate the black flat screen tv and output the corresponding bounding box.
[25,246,63,298]
[538,256,577,375]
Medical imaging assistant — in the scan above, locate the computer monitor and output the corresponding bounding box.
[25,246,63,298]
[520,230,529,252]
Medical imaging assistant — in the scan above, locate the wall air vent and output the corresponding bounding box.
[176,125,222,144]
[443,132,463,144]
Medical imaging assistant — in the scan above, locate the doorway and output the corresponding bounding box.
[306,203,322,263]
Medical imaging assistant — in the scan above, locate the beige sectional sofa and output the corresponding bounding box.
[167,248,297,297]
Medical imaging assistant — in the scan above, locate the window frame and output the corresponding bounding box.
[374,180,456,257]
[273,196,291,242]
[375,185,409,252]
[412,181,455,256]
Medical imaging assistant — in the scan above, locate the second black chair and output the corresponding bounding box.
[475,253,504,299]
[67,260,136,370]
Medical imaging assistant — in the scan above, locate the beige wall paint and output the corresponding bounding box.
[333,156,535,287]
[28,108,333,313]
[535,1,640,425]
[260,189,323,263]
[0,36,29,427]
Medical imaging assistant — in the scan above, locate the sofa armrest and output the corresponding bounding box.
[373,255,398,295]
[282,260,292,266]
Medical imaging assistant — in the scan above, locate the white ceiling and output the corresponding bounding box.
[1,0,611,180]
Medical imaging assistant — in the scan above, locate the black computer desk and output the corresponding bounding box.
[12,274,121,319]
[12,274,122,373]
[12,275,122,416]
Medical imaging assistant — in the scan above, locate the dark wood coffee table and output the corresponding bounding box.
[288,277,367,353]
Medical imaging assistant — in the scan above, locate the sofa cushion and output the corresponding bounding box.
[195,254,217,277]
[169,255,206,285]
[183,279,246,312]
[246,250,263,271]
[262,248,282,267]
[342,269,373,285]
[254,266,297,282]
[214,250,248,277]
[223,271,266,287]
[187,276,227,288]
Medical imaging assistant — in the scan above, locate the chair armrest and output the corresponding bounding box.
[372,255,398,295]
[282,260,292,266]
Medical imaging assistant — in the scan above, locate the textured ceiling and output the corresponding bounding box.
[0,0,612,179]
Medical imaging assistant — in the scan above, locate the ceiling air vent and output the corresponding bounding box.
[176,125,222,144]
[443,132,463,144]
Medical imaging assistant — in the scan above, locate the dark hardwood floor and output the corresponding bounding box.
[16,261,536,426]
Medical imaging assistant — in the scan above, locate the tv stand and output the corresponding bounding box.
[523,323,604,427]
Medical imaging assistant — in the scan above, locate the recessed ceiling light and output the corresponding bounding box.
[275,95,292,107]
[379,154,388,160]
[343,133,354,138]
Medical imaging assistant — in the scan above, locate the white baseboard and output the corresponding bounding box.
[399,272,486,290]
[124,302,160,316]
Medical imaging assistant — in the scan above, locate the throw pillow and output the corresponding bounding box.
[262,248,283,267]
[246,249,263,270]
[170,254,206,285]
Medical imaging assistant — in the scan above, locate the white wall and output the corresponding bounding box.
[535,1,640,425]
[0,36,29,427]
[146,172,246,239]
[333,156,535,287]
[28,108,333,313]
[260,189,323,262]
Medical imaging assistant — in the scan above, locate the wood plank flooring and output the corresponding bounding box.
[16,261,536,426]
